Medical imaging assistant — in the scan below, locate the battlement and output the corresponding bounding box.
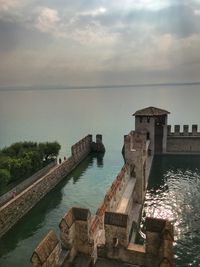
[30,126,174,267]
[167,124,200,136]
[104,165,129,207]
[59,207,92,259]
[124,131,147,151]
[31,230,61,267]
[167,125,200,154]
[89,164,129,236]
[71,135,92,159]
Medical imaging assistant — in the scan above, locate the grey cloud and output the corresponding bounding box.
[88,3,200,38]
[0,19,53,52]
[0,0,200,87]
[155,4,200,37]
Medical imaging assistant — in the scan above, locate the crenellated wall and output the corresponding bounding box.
[167,125,200,153]
[30,129,174,267]
[31,230,61,267]
[124,131,151,204]
[0,135,103,238]
[59,207,92,262]
[71,134,93,161]
[167,124,200,136]
[99,217,174,267]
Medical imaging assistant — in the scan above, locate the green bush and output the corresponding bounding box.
[0,141,61,185]
[0,169,11,185]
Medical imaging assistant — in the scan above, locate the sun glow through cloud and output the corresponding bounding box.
[113,0,170,11]
[0,0,200,87]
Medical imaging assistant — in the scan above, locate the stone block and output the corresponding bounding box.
[167,125,171,135]
[30,230,60,267]
[174,125,180,134]
[192,124,198,134]
[183,125,189,135]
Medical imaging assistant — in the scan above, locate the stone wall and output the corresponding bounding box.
[90,164,130,234]
[59,207,92,262]
[0,135,94,238]
[104,212,129,247]
[57,164,131,264]
[124,131,149,204]
[31,230,61,267]
[135,116,155,154]
[30,127,174,266]
[0,161,57,207]
[167,125,200,153]
[99,217,174,267]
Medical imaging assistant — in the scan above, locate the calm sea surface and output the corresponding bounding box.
[0,85,200,266]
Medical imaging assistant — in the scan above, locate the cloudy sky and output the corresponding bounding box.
[1,0,200,88]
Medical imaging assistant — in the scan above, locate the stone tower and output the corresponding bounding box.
[133,106,170,154]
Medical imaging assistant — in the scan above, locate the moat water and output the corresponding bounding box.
[0,85,200,266]
[1,153,200,267]
[0,151,123,267]
[141,155,200,267]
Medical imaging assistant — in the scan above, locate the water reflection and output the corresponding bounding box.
[0,190,63,256]
[95,152,105,167]
[140,155,200,267]
[71,153,104,183]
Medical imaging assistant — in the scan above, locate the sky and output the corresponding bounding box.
[1,0,200,88]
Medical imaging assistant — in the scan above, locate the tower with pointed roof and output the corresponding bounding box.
[133,106,170,154]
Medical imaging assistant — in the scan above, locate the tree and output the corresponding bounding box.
[22,151,43,172]
[0,169,11,185]
[0,140,61,185]
[0,155,11,170]
[39,142,61,162]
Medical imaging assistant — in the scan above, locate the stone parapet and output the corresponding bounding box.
[59,207,92,262]
[167,124,200,136]
[91,134,106,153]
[31,230,61,267]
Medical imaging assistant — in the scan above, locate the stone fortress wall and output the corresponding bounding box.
[31,107,200,266]
[0,161,57,207]
[0,135,104,238]
[167,124,200,153]
[31,126,174,267]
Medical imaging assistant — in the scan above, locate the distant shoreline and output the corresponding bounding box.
[0,81,200,91]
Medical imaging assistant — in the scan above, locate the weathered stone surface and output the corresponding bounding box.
[91,134,105,153]
[31,230,60,267]
[59,207,92,263]
[167,136,200,153]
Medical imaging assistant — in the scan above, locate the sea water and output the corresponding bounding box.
[0,85,200,266]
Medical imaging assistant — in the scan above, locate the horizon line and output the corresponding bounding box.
[0,81,200,91]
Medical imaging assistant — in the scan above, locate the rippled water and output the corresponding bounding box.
[141,155,200,267]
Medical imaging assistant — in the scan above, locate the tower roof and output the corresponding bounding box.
[133,106,170,116]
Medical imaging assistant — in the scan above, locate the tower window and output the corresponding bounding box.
[147,117,150,123]
[140,117,143,123]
